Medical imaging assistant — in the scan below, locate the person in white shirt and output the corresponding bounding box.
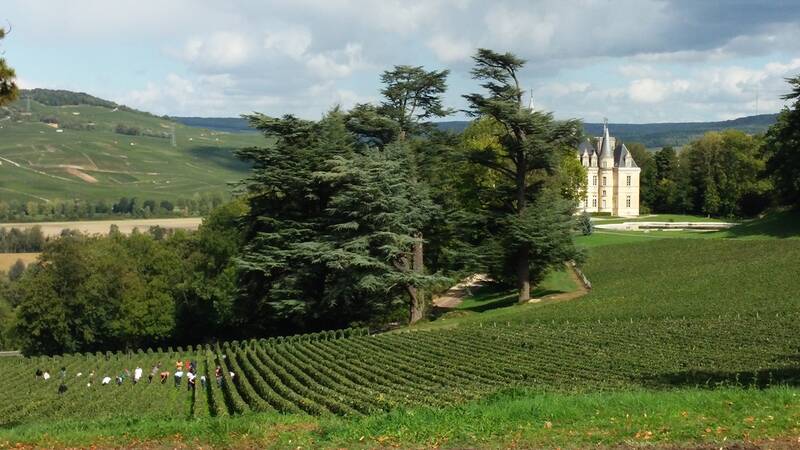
[42,371,50,380]
[133,367,143,384]
[101,376,111,385]
[174,370,184,388]
[186,371,196,391]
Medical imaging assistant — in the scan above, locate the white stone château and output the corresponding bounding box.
[577,120,640,216]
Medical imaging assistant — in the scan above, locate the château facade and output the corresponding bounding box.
[577,121,640,216]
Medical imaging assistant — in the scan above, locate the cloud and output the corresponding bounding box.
[427,34,472,63]
[264,26,312,60]
[628,78,690,103]
[8,0,800,121]
[180,32,255,70]
[305,43,369,79]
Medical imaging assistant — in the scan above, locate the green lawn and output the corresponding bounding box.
[2,387,797,449]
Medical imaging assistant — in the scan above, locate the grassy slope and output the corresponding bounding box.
[0,100,262,204]
[3,387,798,449]
[1,211,799,448]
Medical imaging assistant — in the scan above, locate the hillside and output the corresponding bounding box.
[0,90,263,209]
[440,114,778,147]
[175,113,778,148]
[1,213,799,447]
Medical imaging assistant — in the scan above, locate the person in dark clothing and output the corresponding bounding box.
[58,383,68,395]
[35,368,43,379]
[149,363,160,384]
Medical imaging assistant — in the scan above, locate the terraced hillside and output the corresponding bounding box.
[2,219,799,437]
[0,90,262,206]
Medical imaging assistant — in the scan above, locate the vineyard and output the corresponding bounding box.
[2,312,799,428]
[2,234,800,433]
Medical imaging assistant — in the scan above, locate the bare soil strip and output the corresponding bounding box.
[0,253,40,272]
[0,218,203,238]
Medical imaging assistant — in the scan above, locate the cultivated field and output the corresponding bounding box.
[0,217,203,238]
[2,213,799,447]
[0,98,263,205]
[0,252,39,272]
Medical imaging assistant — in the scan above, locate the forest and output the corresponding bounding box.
[1,48,799,355]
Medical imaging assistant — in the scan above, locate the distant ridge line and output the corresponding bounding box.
[173,113,778,148]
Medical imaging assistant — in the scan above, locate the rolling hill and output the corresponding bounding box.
[440,114,779,148]
[174,113,779,149]
[0,90,264,206]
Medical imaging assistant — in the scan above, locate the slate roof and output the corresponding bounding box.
[577,124,638,169]
[613,142,638,168]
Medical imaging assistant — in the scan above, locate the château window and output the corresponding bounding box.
[592,176,597,186]
[584,199,588,207]
[592,198,597,207]
[626,196,631,208]
[602,176,607,186]
[626,175,631,186]
[602,199,607,208]
[602,190,606,197]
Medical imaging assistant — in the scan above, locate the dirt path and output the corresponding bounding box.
[433,274,490,308]
[433,265,591,310]
[433,265,589,309]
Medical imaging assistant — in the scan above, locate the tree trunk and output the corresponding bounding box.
[407,284,424,324]
[515,148,529,303]
[410,232,425,323]
[516,246,530,303]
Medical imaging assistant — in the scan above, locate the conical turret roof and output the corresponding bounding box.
[598,121,613,160]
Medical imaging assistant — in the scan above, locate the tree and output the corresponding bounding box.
[379,65,451,139]
[463,49,582,302]
[0,27,18,106]
[7,259,25,281]
[14,232,182,355]
[626,142,657,213]
[324,142,441,324]
[377,65,452,322]
[765,74,800,207]
[651,146,681,212]
[235,111,366,335]
[680,130,768,217]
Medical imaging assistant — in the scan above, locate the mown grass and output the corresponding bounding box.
[454,269,576,312]
[1,387,797,449]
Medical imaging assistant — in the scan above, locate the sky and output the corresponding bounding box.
[3,0,800,123]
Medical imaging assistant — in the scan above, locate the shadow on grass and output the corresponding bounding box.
[644,365,800,389]
[724,209,800,239]
[455,284,565,313]
[187,146,252,172]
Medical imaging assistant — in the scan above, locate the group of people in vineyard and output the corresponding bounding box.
[33,358,235,393]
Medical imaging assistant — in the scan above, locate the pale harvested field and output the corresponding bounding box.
[0,217,203,238]
[0,253,40,272]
